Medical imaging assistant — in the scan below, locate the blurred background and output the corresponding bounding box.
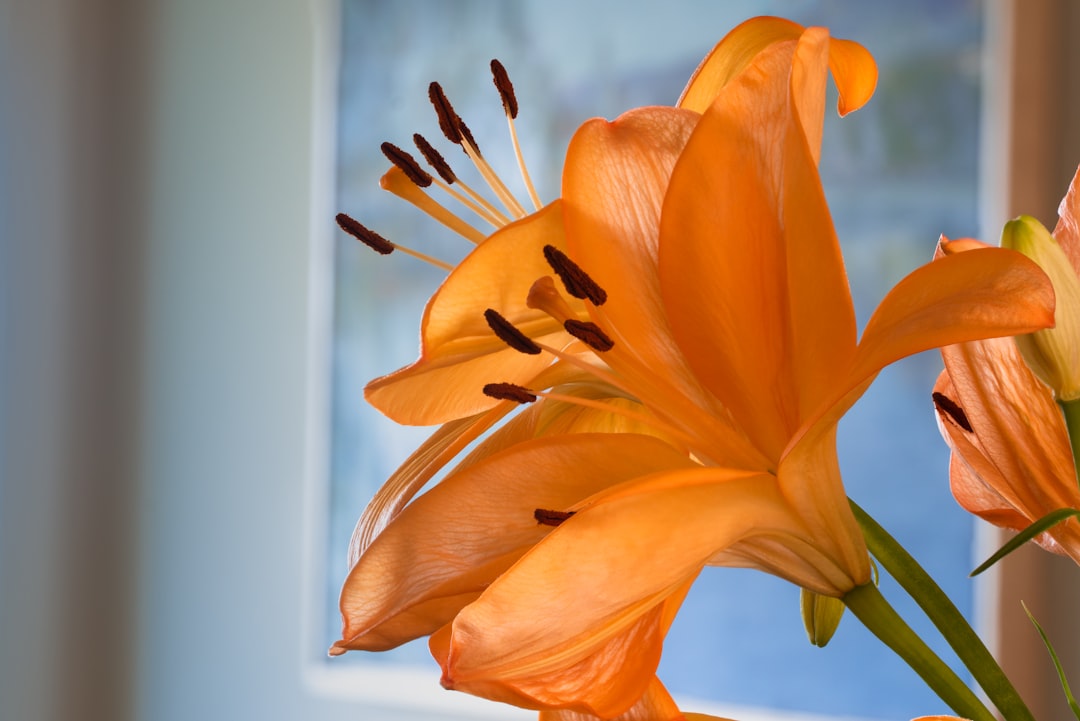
[2,1,1080,720]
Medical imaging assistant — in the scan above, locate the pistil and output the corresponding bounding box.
[543,245,608,305]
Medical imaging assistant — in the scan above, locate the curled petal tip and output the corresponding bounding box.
[937,236,990,256]
[828,37,878,116]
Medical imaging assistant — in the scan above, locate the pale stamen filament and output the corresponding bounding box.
[529,338,726,468]
[336,212,454,271]
[430,174,510,228]
[458,139,529,220]
[387,244,454,271]
[483,378,700,458]
[534,388,699,454]
[530,270,767,470]
[411,133,513,228]
[428,80,529,221]
[381,142,505,238]
[584,301,774,472]
[505,114,542,212]
[530,337,633,404]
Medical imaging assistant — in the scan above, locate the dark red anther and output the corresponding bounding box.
[534,508,575,527]
[483,382,537,404]
[413,133,456,184]
[543,245,608,306]
[932,391,973,432]
[490,59,518,119]
[564,319,614,352]
[484,308,542,355]
[381,142,433,187]
[336,213,394,255]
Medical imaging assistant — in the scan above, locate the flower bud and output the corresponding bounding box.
[1001,215,1080,400]
[800,588,845,647]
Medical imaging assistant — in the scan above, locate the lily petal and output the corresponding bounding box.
[1052,166,1080,273]
[442,468,818,714]
[537,675,687,721]
[660,37,857,459]
[678,17,876,122]
[826,36,878,116]
[438,597,675,717]
[350,360,593,562]
[677,16,804,113]
[936,337,1080,560]
[334,433,696,653]
[563,106,763,469]
[365,201,573,425]
[777,419,872,590]
[934,370,1052,532]
[563,107,696,358]
[847,248,1055,398]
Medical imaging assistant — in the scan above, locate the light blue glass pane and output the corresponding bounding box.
[327,1,984,718]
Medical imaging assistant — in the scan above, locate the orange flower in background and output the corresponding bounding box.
[934,169,1080,563]
[934,328,1080,563]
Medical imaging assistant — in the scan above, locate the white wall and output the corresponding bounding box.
[1,1,143,719]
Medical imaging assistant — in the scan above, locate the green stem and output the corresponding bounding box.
[851,500,1035,721]
[1059,398,1080,487]
[843,582,996,721]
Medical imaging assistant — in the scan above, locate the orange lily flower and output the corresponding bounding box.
[933,171,1080,563]
[430,21,1052,716]
[337,16,1054,720]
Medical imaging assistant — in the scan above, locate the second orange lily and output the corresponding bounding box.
[934,168,1080,564]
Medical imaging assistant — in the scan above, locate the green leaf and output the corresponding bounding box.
[1023,602,1080,721]
[971,508,1080,576]
[851,500,1035,721]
